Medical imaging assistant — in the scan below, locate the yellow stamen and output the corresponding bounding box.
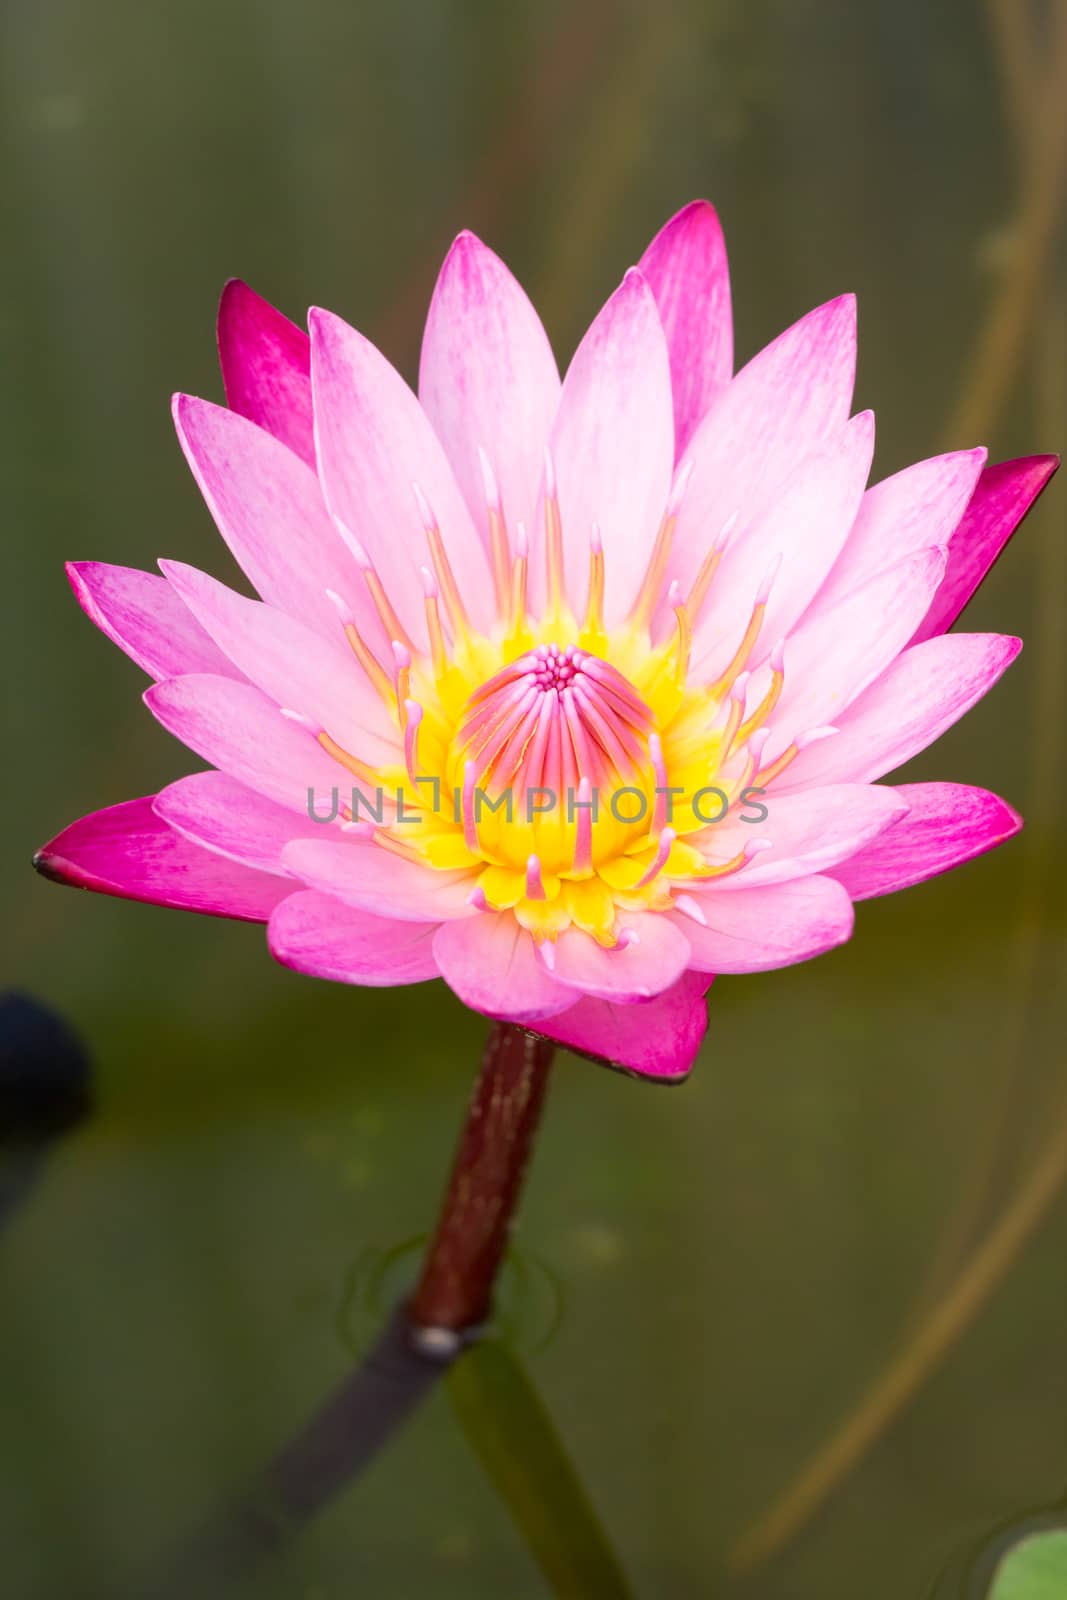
[628,512,677,631]
[670,581,691,686]
[753,741,798,788]
[341,621,394,705]
[363,568,413,654]
[487,504,511,615]
[477,449,512,619]
[509,523,529,636]
[707,602,765,700]
[545,492,565,621]
[316,730,380,787]
[425,524,471,638]
[584,523,605,635]
[736,653,785,748]
[371,828,426,865]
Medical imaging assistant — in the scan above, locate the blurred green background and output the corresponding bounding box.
[3,0,1067,1595]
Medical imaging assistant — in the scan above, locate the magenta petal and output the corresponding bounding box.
[817,447,986,616]
[763,546,947,751]
[33,797,290,922]
[144,674,354,815]
[280,837,476,922]
[678,876,855,973]
[419,231,560,551]
[780,632,1021,789]
[268,889,440,984]
[912,454,1058,644]
[530,972,712,1082]
[309,307,494,641]
[829,782,1022,900]
[159,560,398,764]
[638,199,732,455]
[536,267,674,623]
[217,280,315,468]
[432,916,571,1023]
[671,294,856,604]
[172,394,383,649]
[550,913,691,1001]
[66,562,242,682]
[153,771,330,874]
[692,410,875,678]
[700,783,909,887]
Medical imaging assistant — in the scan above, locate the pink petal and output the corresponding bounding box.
[268,889,440,984]
[762,547,947,753]
[432,915,571,1023]
[66,562,242,682]
[280,837,476,922]
[779,632,1021,789]
[159,560,398,766]
[531,971,713,1082]
[534,268,674,624]
[154,771,331,874]
[815,447,986,615]
[676,875,855,973]
[912,454,1059,643]
[418,231,561,551]
[670,295,857,604]
[309,307,494,641]
[829,782,1022,899]
[697,783,909,887]
[216,280,315,468]
[550,913,691,1001]
[638,199,732,455]
[692,410,875,678]
[34,796,290,922]
[172,394,385,651]
[144,674,355,814]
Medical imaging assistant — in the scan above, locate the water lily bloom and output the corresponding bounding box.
[36,202,1056,1081]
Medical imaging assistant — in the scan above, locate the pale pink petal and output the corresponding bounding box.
[432,915,571,1022]
[34,796,290,922]
[66,562,242,682]
[154,771,332,874]
[815,448,986,615]
[280,837,476,922]
[761,547,947,754]
[829,783,1022,899]
[145,674,356,815]
[779,633,1021,789]
[418,231,561,550]
[550,912,691,1001]
[217,280,315,468]
[309,308,494,641]
[160,561,398,766]
[912,454,1059,643]
[676,875,855,973]
[638,199,732,455]
[695,783,909,887]
[531,971,713,1082]
[172,394,386,651]
[534,268,674,624]
[670,295,857,603]
[692,411,875,677]
[268,889,440,985]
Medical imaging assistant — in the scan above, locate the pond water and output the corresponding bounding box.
[3,0,1067,1595]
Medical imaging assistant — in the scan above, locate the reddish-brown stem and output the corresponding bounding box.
[408,1021,555,1337]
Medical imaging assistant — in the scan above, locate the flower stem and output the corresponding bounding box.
[408,1021,555,1339]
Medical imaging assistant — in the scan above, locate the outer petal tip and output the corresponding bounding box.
[31,848,76,888]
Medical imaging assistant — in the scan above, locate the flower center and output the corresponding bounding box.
[454,643,654,803]
[292,459,835,948]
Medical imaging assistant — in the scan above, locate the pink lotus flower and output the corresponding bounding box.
[36,202,1056,1081]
